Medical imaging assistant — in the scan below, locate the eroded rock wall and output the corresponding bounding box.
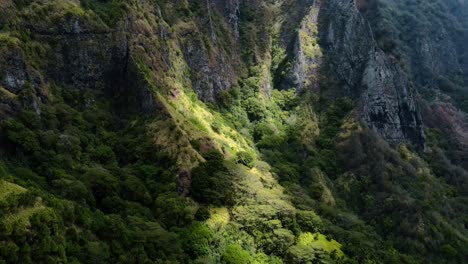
[318,0,425,148]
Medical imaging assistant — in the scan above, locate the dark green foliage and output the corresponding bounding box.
[1,119,40,152]
[91,145,116,165]
[296,210,323,233]
[83,167,118,203]
[181,222,214,258]
[312,98,353,177]
[0,80,191,262]
[191,152,234,205]
[80,0,127,25]
[154,192,194,228]
[194,207,211,221]
[51,178,93,204]
[121,175,151,205]
[15,167,47,188]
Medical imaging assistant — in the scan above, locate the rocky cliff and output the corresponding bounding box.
[1,0,468,263]
[4,0,468,151]
[316,0,425,148]
[0,0,430,150]
[359,0,468,155]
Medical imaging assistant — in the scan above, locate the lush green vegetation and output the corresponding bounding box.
[1,0,467,263]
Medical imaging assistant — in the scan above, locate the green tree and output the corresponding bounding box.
[236,151,255,168]
[181,223,214,258]
[83,167,118,203]
[222,244,253,264]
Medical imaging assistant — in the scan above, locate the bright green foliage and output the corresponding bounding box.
[244,97,267,122]
[235,151,256,168]
[222,244,254,264]
[296,210,323,233]
[287,232,344,263]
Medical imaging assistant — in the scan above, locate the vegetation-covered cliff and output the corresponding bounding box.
[0,0,467,263]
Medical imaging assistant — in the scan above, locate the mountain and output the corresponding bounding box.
[0,0,467,263]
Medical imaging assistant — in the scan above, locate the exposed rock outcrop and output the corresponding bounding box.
[0,49,31,94]
[181,31,237,102]
[289,1,322,93]
[11,4,159,113]
[319,0,425,148]
[213,0,240,38]
[25,18,124,91]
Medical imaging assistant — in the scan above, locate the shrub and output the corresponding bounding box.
[91,145,116,165]
[51,178,93,204]
[243,97,266,122]
[222,244,253,264]
[272,89,299,110]
[181,223,214,258]
[100,195,126,214]
[83,167,118,202]
[154,192,194,228]
[235,151,255,168]
[261,228,295,255]
[194,207,211,221]
[191,152,234,205]
[253,122,276,142]
[211,119,222,133]
[191,168,233,206]
[296,210,323,233]
[15,167,47,188]
[122,175,152,205]
[1,119,40,152]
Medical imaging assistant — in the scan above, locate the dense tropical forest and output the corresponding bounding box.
[0,0,467,263]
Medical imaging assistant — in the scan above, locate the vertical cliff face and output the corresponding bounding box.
[361,0,468,94]
[317,0,425,148]
[177,0,240,102]
[355,0,468,153]
[213,0,240,38]
[0,0,432,148]
[288,1,322,93]
[360,51,425,147]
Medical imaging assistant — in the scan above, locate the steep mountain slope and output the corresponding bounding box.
[0,0,467,263]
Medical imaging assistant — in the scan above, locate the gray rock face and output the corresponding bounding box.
[289,1,322,93]
[27,18,122,91]
[178,0,240,102]
[0,42,43,103]
[411,27,462,89]
[319,0,425,148]
[181,33,237,102]
[213,0,240,38]
[361,51,424,147]
[0,51,29,94]
[18,13,158,113]
[319,0,373,95]
[363,0,468,90]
